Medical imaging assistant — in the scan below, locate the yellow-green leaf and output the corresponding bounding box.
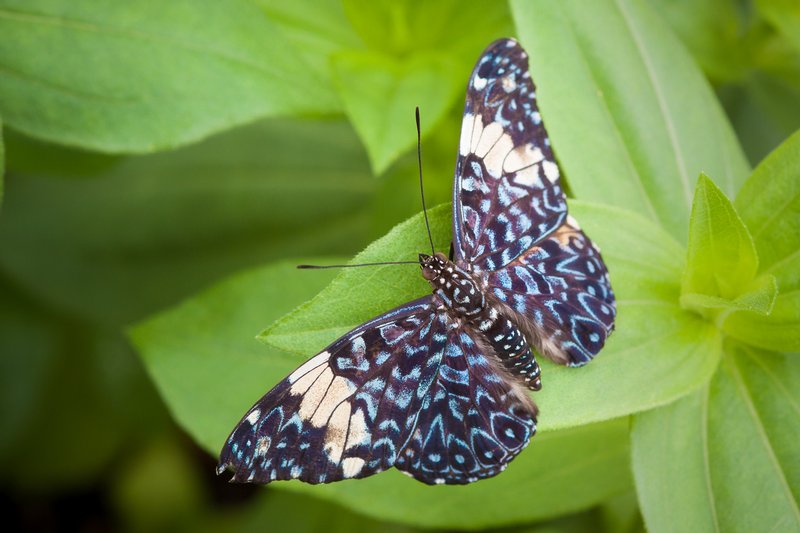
[682,173,759,304]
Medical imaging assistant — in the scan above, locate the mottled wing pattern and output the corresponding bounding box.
[396,320,536,484]
[486,217,616,366]
[218,295,537,485]
[218,297,446,484]
[454,39,567,272]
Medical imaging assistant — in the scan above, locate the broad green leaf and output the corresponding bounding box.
[680,274,777,315]
[132,258,633,529]
[329,1,513,174]
[735,129,800,280]
[262,204,450,355]
[0,119,378,327]
[332,51,460,175]
[255,0,362,88]
[264,201,723,430]
[650,0,800,165]
[0,0,337,153]
[644,0,754,83]
[726,129,800,351]
[536,203,720,429]
[631,390,720,532]
[682,174,759,304]
[340,0,513,60]
[511,0,750,243]
[757,0,800,55]
[198,490,419,533]
[131,259,342,454]
[723,294,800,352]
[632,343,800,533]
[284,419,633,530]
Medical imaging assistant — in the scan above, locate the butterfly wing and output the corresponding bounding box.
[396,320,537,484]
[454,39,615,365]
[453,38,568,272]
[486,217,616,366]
[218,296,449,484]
[218,295,537,485]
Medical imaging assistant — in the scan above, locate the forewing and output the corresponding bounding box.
[396,321,537,485]
[217,297,446,484]
[454,38,567,272]
[486,217,616,366]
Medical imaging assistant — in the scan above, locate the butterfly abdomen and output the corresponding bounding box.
[473,309,542,391]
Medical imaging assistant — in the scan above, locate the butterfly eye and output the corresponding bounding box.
[421,265,439,281]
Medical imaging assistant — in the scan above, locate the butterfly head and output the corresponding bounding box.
[419,252,449,282]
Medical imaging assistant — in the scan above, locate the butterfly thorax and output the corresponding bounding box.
[419,252,542,391]
[419,252,484,316]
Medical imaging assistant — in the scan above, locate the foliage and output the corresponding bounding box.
[1,0,799,531]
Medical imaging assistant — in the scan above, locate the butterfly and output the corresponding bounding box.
[217,38,615,486]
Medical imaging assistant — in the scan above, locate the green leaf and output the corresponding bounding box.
[0,119,378,327]
[0,0,338,153]
[254,0,362,89]
[327,0,513,174]
[130,259,342,454]
[510,0,750,243]
[757,0,800,56]
[262,203,450,355]
[682,173,759,304]
[680,274,778,315]
[726,129,800,351]
[132,258,633,529]
[340,0,513,60]
[643,0,754,83]
[332,51,460,175]
[284,419,633,530]
[632,343,800,532]
[264,201,723,430]
[198,490,419,533]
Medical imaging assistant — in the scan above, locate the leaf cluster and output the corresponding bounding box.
[1,0,798,531]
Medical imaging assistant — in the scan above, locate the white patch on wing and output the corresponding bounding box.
[345,408,370,450]
[473,75,487,90]
[470,114,485,153]
[459,113,475,156]
[504,144,544,173]
[289,361,328,396]
[310,375,356,427]
[288,351,329,383]
[501,76,517,93]
[323,402,351,463]
[484,133,514,178]
[297,367,334,420]
[474,122,504,157]
[513,165,540,187]
[245,409,261,425]
[542,160,560,183]
[341,457,365,478]
[567,215,581,230]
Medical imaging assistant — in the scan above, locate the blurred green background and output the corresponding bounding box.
[1,1,798,532]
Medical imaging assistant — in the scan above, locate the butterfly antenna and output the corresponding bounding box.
[297,261,418,270]
[416,107,436,255]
